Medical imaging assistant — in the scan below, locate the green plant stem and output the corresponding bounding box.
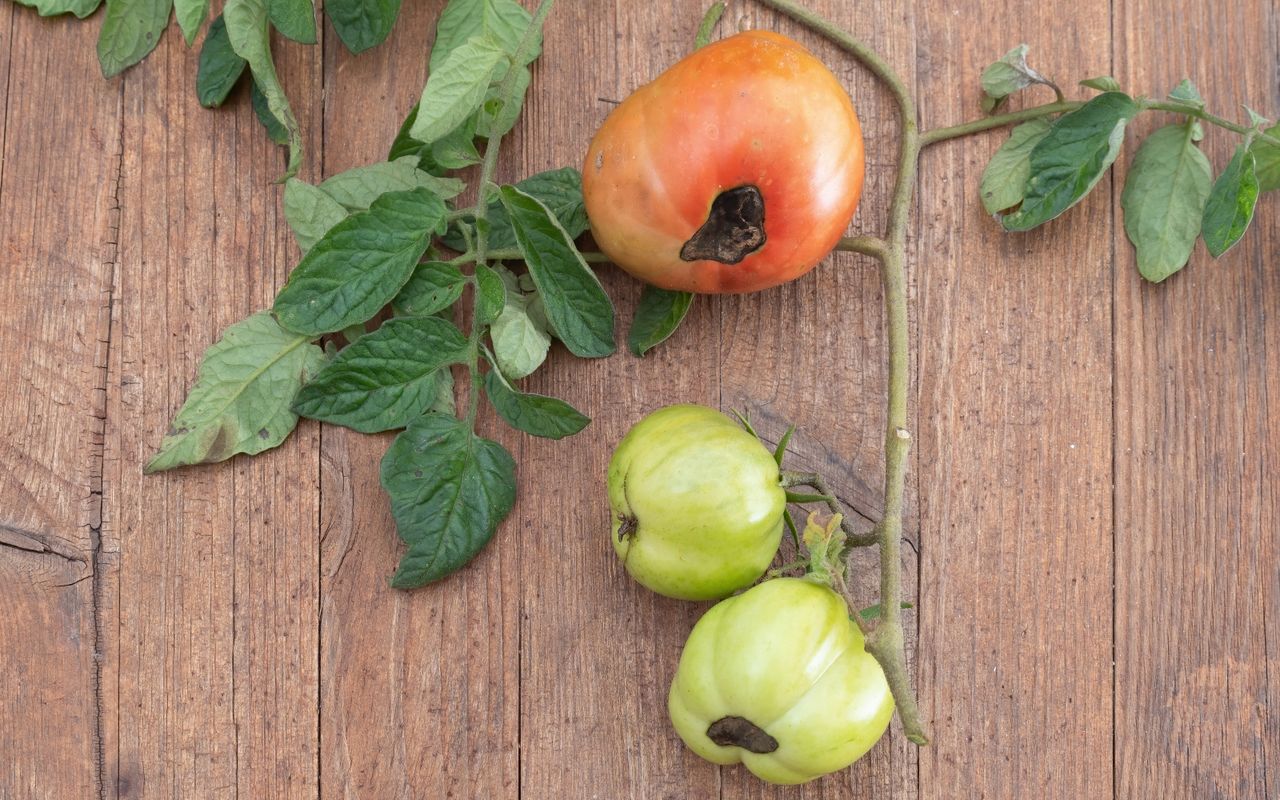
[920,100,1081,145]
[835,234,888,259]
[486,246,611,264]
[756,0,927,746]
[779,470,878,547]
[462,0,556,425]
[1142,99,1280,147]
[695,2,725,48]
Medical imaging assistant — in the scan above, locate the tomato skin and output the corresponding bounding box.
[668,578,893,784]
[583,30,865,294]
[607,404,785,600]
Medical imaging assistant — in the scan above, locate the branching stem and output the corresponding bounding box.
[779,471,878,548]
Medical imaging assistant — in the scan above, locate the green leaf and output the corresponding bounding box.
[14,0,103,19]
[429,367,456,416]
[388,103,483,175]
[1244,106,1270,129]
[475,63,530,139]
[980,118,1052,215]
[224,0,302,178]
[442,167,588,252]
[393,261,468,317]
[499,185,616,358]
[1250,124,1280,192]
[1003,92,1139,231]
[318,158,464,211]
[1168,79,1205,109]
[381,415,517,588]
[489,266,551,379]
[274,187,448,336]
[268,0,315,43]
[146,312,326,473]
[325,0,401,54]
[196,14,247,107]
[291,316,470,433]
[409,36,509,145]
[627,285,693,357]
[980,44,1053,104]
[1080,75,1121,93]
[340,323,366,344]
[1121,123,1213,282]
[482,368,589,440]
[97,0,173,77]
[174,0,208,42]
[474,264,506,326]
[773,424,794,468]
[1201,144,1260,258]
[251,80,289,144]
[430,0,541,75]
[283,178,348,254]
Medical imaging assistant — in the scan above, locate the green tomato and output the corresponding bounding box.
[607,404,785,600]
[668,577,893,784]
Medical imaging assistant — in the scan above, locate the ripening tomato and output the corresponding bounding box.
[669,578,893,784]
[583,30,864,294]
[607,404,785,600]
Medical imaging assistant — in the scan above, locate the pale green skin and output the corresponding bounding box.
[668,578,894,785]
[607,404,786,601]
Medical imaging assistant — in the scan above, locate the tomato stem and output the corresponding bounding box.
[779,470,876,548]
[695,2,726,49]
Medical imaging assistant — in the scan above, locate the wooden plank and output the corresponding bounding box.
[514,3,724,797]
[101,23,324,800]
[716,1,920,798]
[913,2,1115,798]
[317,4,520,797]
[1113,1,1278,796]
[0,7,121,799]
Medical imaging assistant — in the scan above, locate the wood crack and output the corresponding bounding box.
[0,521,88,563]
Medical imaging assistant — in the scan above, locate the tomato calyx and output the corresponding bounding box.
[679,185,767,264]
[706,715,779,754]
[616,513,639,542]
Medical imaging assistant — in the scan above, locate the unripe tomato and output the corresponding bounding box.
[668,578,893,784]
[583,30,865,294]
[607,404,785,600]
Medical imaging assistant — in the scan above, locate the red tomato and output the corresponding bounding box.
[583,30,865,294]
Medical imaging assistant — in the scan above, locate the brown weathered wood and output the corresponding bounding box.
[913,2,1115,798]
[100,20,323,800]
[1113,1,1279,797]
[0,7,120,799]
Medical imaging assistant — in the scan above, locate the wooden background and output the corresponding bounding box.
[1,0,1276,797]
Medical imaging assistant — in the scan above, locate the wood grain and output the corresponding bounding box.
[0,1,1278,799]
[100,18,323,800]
[1113,1,1279,797]
[0,8,120,799]
[913,1,1116,798]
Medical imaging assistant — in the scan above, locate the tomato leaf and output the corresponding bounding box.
[627,286,693,357]
[1002,92,1138,231]
[979,118,1052,215]
[274,187,448,336]
[195,14,247,107]
[174,0,208,43]
[1250,124,1280,193]
[267,0,315,44]
[443,167,588,252]
[392,261,468,317]
[1200,144,1260,258]
[283,178,348,254]
[97,0,173,77]
[475,64,531,139]
[381,415,517,589]
[499,185,616,358]
[1168,79,1205,109]
[251,80,290,144]
[15,0,103,18]
[430,0,541,76]
[474,264,507,326]
[325,0,401,54]
[146,312,327,473]
[223,0,302,178]
[1121,123,1213,282]
[291,316,470,433]
[980,44,1054,108]
[389,103,483,175]
[1079,75,1121,93]
[482,368,588,440]
[489,265,551,379]
[773,424,795,468]
[409,37,509,145]
[318,158,464,210]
